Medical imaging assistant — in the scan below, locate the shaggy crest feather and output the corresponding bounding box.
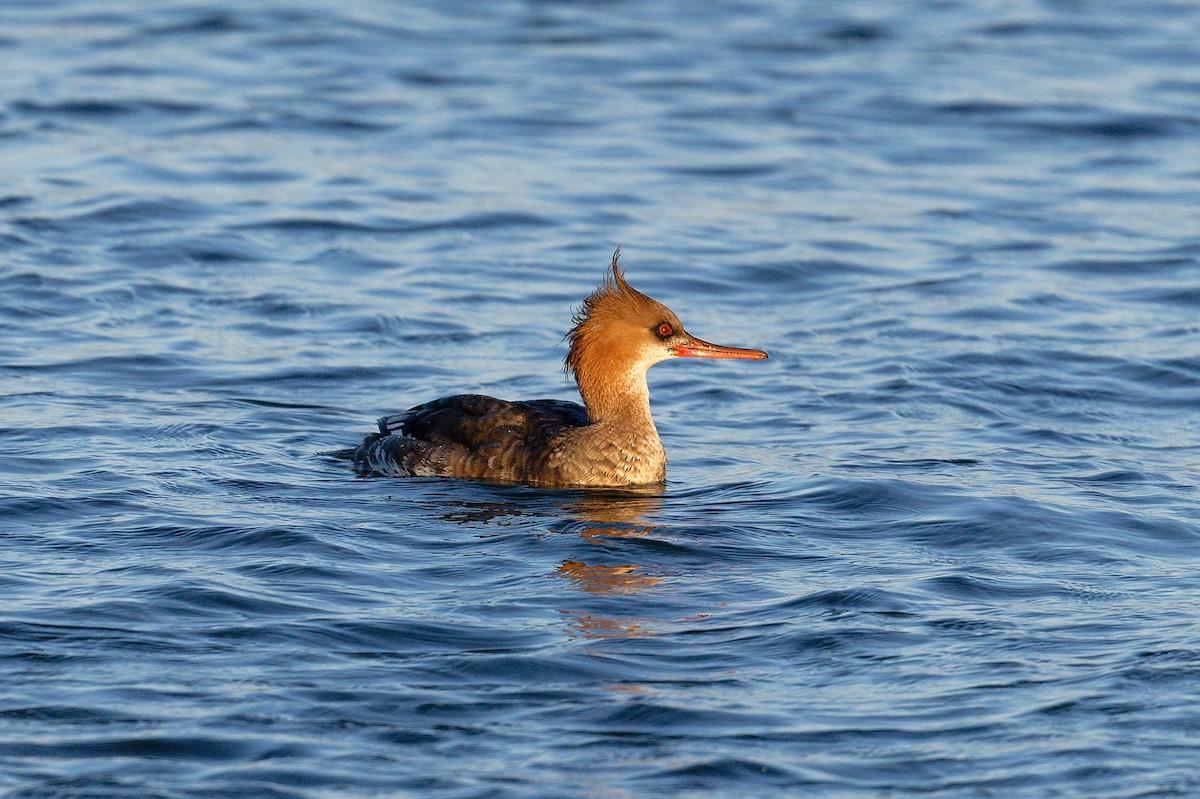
[565,247,653,381]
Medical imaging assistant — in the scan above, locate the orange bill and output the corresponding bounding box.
[671,334,768,360]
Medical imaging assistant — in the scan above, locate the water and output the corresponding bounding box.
[2,1,1199,796]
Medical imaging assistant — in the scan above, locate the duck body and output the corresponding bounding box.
[352,393,665,487]
[349,250,764,488]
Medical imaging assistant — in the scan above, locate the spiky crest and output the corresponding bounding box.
[565,248,642,380]
[610,247,629,292]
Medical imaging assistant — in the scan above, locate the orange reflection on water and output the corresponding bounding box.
[557,560,661,595]
[561,609,655,639]
[555,488,668,638]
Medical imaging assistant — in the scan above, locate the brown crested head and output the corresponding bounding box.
[564,248,682,385]
[564,249,768,420]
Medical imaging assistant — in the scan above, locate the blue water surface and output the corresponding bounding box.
[2,1,1199,797]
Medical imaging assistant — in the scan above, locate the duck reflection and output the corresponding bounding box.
[557,561,660,594]
[561,609,655,639]
[554,487,661,584]
[555,487,665,639]
[434,484,667,639]
[561,486,663,539]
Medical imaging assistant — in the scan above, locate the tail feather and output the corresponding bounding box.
[350,431,433,477]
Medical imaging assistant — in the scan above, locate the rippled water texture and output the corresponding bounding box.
[2,1,1199,797]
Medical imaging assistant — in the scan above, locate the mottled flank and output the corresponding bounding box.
[352,395,592,484]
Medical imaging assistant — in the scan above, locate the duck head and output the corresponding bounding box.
[565,250,767,420]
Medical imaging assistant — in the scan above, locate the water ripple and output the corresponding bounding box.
[2,1,1199,797]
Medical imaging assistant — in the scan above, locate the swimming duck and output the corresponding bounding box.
[350,250,767,487]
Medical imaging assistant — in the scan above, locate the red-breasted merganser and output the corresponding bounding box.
[350,250,767,487]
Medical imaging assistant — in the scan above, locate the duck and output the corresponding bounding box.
[349,250,767,487]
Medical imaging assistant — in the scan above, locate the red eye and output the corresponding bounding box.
[658,323,673,338]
